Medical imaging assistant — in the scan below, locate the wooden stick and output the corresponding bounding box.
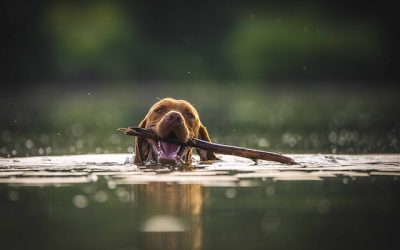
[117,127,297,165]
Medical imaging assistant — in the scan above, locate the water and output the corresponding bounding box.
[1,85,400,158]
[1,154,400,250]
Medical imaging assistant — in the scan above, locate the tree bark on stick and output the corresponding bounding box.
[118,127,297,165]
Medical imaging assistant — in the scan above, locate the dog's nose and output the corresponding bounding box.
[165,111,183,124]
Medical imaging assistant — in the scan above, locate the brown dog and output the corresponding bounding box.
[134,98,218,165]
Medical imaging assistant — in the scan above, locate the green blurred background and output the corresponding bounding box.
[1,0,399,157]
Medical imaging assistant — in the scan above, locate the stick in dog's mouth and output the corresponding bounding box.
[118,127,298,165]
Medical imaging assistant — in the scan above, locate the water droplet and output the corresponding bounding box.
[328,131,337,144]
[1,130,12,142]
[115,187,131,203]
[8,190,19,201]
[257,138,270,148]
[87,174,98,182]
[73,195,88,208]
[76,139,85,149]
[127,146,134,153]
[38,148,44,155]
[0,147,7,154]
[265,185,275,196]
[225,188,237,198]
[282,132,299,148]
[94,191,108,203]
[25,139,34,149]
[71,123,84,137]
[45,147,52,154]
[107,181,116,189]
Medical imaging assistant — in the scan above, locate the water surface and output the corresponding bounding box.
[1,154,400,250]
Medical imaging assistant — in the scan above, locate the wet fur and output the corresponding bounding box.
[134,98,218,165]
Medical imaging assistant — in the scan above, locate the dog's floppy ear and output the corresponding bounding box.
[196,124,219,161]
[133,118,149,165]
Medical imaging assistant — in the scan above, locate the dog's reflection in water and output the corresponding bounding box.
[138,183,204,250]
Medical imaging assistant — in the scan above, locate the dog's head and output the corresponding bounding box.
[134,98,218,165]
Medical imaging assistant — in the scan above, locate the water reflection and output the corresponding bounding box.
[137,183,203,250]
[1,154,400,249]
[1,177,400,250]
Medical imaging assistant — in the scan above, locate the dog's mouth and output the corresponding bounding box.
[150,132,188,165]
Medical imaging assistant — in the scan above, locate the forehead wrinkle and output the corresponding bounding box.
[150,104,165,112]
[149,98,200,119]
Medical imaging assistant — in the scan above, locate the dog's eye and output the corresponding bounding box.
[155,108,164,113]
[186,112,194,119]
